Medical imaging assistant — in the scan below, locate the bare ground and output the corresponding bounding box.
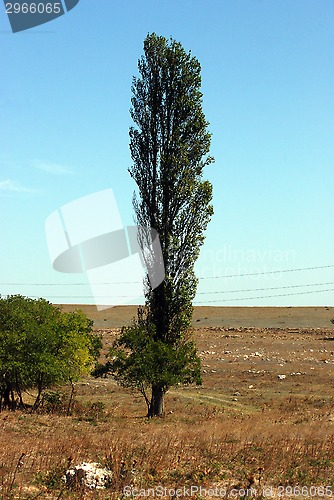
[59,305,334,329]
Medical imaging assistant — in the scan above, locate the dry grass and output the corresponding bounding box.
[1,322,334,499]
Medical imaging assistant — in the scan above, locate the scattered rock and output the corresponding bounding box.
[63,462,112,490]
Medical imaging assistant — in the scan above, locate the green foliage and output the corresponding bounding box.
[129,33,214,345]
[110,309,202,411]
[109,33,214,416]
[0,295,101,409]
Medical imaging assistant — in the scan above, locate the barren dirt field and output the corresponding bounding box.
[1,307,334,499]
[58,305,334,329]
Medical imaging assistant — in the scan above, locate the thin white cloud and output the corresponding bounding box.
[0,179,36,193]
[33,160,74,175]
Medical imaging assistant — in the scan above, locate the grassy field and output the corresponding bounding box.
[1,307,334,499]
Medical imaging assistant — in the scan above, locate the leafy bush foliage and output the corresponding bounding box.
[109,308,201,415]
[0,295,101,409]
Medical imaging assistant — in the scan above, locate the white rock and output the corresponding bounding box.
[63,462,112,490]
[277,374,286,380]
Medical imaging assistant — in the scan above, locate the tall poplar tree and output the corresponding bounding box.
[111,33,214,416]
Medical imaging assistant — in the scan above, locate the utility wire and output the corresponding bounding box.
[198,264,334,280]
[1,264,334,286]
[193,287,334,304]
[22,280,334,299]
[25,284,334,301]
[196,281,334,295]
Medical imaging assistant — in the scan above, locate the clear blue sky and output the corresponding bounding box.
[1,0,333,307]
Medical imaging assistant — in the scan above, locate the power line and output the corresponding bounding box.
[193,287,334,304]
[24,283,334,301]
[198,264,334,280]
[196,281,334,295]
[1,264,334,287]
[18,286,334,303]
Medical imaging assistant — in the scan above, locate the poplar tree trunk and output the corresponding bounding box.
[148,385,165,417]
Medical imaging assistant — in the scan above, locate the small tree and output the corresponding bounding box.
[110,309,201,416]
[110,33,214,416]
[0,295,101,410]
